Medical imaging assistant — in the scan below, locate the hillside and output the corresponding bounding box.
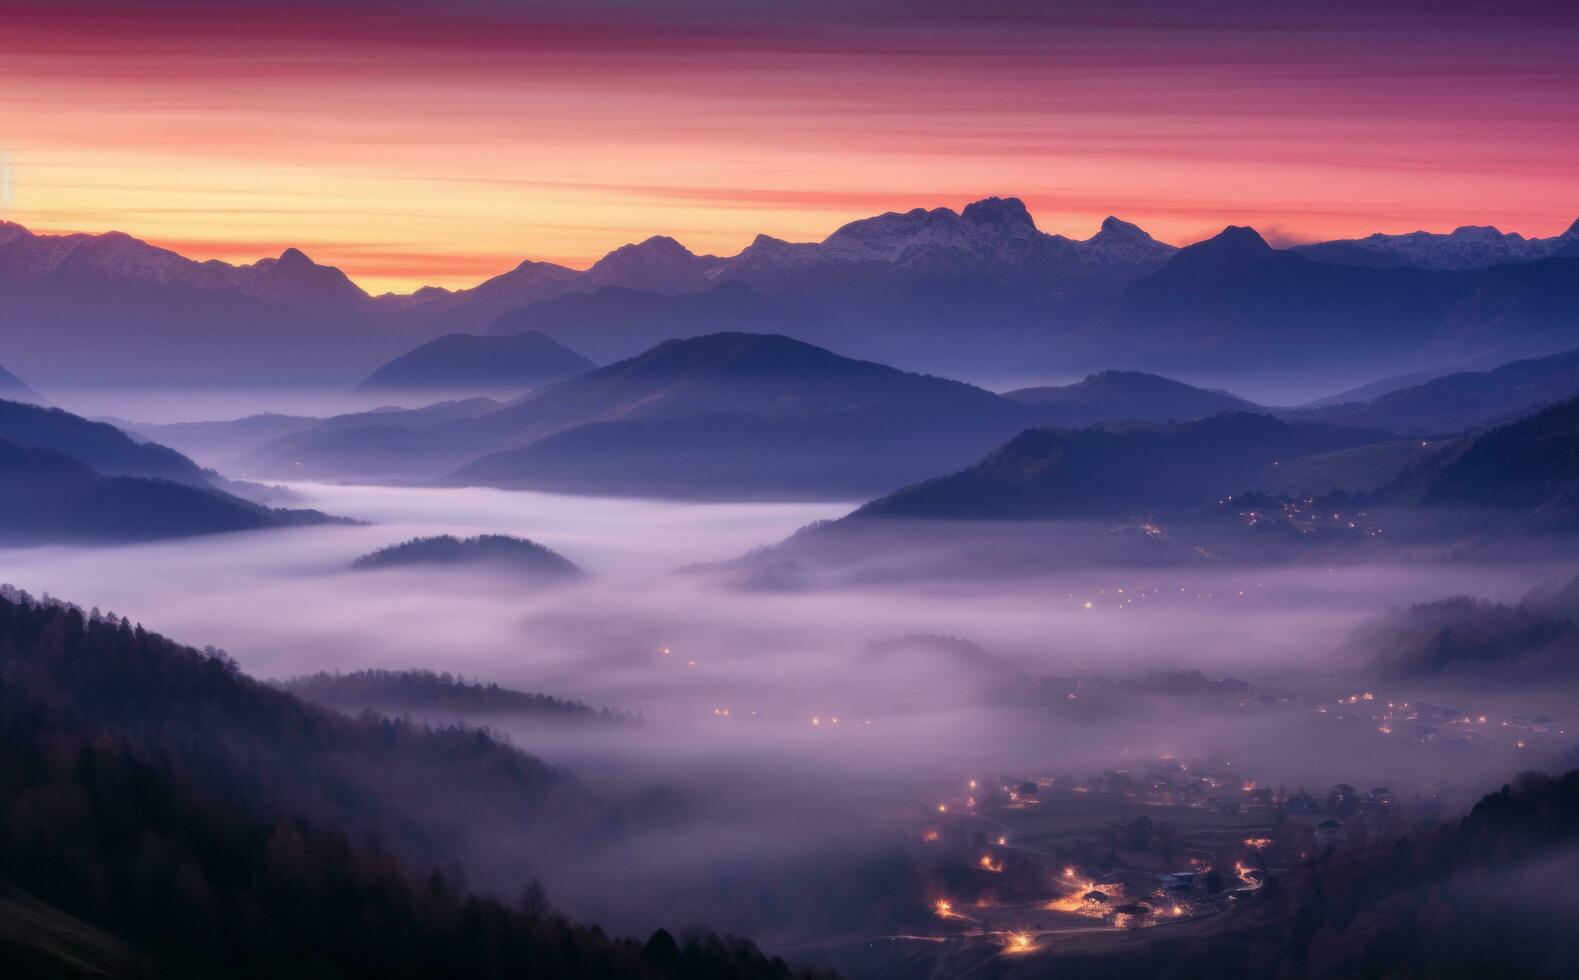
[280,669,626,722]
[111,412,321,467]
[1002,370,1260,426]
[452,403,1026,499]
[0,438,336,541]
[237,398,503,481]
[1297,348,1579,435]
[1387,395,1579,520]
[357,330,595,396]
[0,365,43,405]
[1,398,213,487]
[853,412,1392,521]
[1352,591,1579,678]
[483,332,1020,433]
[0,587,821,980]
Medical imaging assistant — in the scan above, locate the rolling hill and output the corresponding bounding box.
[0,438,335,541]
[0,398,214,487]
[351,534,582,578]
[1002,370,1260,426]
[109,412,322,467]
[1296,348,1579,435]
[0,398,341,540]
[357,331,595,396]
[851,412,1394,521]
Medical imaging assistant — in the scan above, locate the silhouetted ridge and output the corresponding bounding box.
[357,330,595,393]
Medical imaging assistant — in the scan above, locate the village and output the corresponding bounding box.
[892,755,1438,957]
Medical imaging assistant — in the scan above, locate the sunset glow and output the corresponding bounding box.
[4,0,1576,293]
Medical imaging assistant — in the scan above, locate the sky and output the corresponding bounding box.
[1,0,1576,294]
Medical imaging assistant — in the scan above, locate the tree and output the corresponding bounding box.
[642,928,680,969]
[1130,814,1153,851]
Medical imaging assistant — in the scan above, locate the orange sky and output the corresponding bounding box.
[2,0,1575,294]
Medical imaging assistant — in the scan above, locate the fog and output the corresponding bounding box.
[4,483,1575,939]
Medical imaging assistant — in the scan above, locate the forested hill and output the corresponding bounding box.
[0,586,830,980]
[281,668,635,721]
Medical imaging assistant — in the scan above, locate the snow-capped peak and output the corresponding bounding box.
[960,196,1036,232]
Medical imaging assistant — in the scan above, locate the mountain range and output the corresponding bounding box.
[9,201,1576,391]
[248,332,1298,497]
[1086,226,1579,384]
[249,333,1039,493]
[165,329,1579,502]
[1291,219,1579,270]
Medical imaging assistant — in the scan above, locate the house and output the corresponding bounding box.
[1109,903,1152,928]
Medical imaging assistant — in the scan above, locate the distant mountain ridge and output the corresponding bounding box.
[0,221,416,387]
[1093,226,1579,384]
[0,221,374,312]
[1292,218,1579,271]
[7,203,1578,389]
